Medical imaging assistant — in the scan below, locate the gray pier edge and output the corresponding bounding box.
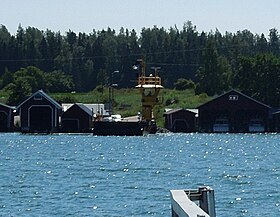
[170,186,216,217]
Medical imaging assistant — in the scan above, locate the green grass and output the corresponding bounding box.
[159,89,211,109]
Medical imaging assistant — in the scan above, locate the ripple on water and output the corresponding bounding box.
[0,133,280,216]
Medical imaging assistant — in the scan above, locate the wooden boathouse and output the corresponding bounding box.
[61,103,93,133]
[17,90,62,133]
[197,89,271,133]
[164,108,197,133]
[0,103,15,132]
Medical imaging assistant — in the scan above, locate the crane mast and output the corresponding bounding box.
[134,59,163,124]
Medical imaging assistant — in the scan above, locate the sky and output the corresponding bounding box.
[1,0,280,36]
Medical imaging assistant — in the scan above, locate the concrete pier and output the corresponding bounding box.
[170,186,216,217]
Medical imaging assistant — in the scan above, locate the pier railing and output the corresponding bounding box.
[137,76,162,86]
[170,186,216,217]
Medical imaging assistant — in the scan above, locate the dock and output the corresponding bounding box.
[170,186,216,217]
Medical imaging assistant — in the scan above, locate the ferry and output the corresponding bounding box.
[92,59,163,136]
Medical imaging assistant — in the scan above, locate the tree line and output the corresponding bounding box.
[0,22,280,106]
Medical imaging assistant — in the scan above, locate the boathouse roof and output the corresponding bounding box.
[16,90,62,110]
[73,103,92,116]
[0,102,15,110]
[197,89,271,109]
[62,103,106,115]
[164,108,198,115]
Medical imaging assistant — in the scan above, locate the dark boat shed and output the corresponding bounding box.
[273,111,280,132]
[0,103,15,132]
[164,108,197,133]
[61,103,93,133]
[17,90,62,133]
[197,89,271,133]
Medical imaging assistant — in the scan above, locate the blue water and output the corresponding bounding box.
[0,133,279,216]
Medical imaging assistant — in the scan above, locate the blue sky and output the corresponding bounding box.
[1,0,280,36]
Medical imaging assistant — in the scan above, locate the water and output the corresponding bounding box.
[0,133,279,216]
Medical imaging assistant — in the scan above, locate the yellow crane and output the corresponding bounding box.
[134,59,163,125]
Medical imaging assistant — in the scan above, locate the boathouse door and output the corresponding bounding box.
[172,119,189,133]
[61,119,79,132]
[0,111,8,131]
[29,106,53,132]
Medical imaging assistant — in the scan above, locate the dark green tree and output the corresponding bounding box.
[256,33,268,53]
[268,28,280,55]
[44,70,75,92]
[234,53,280,106]
[6,78,32,105]
[196,39,219,95]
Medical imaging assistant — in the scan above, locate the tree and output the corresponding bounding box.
[269,28,280,55]
[44,70,75,92]
[0,25,11,76]
[174,78,195,90]
[6,78,32,105]
[234,54,280,106]
[1,68,13,88]
[38,36,50,70]
[196,39,219,95]
[216,56,232,91]
[256,33,268,53]
[83,59,95,91]
[14,66,45,91]
[3,66,74,105]
[96,69,108,87]
[254,54,280,106]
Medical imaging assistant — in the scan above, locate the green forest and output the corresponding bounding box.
[0,21,280,107]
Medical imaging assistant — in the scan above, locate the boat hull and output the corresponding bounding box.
[92,121,144,136]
